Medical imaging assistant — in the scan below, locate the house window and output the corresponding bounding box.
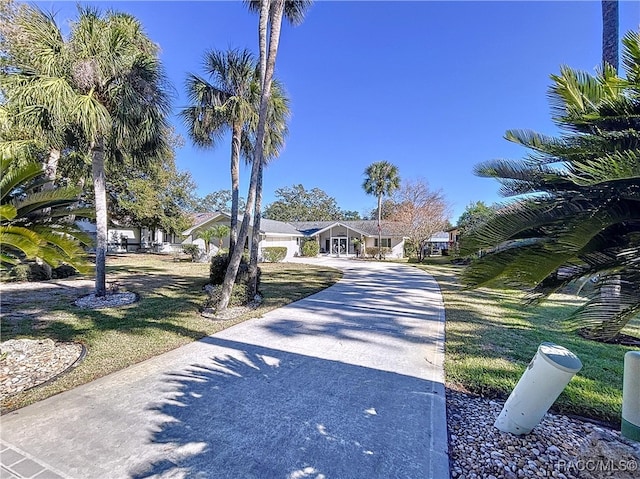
[375,238,391,248]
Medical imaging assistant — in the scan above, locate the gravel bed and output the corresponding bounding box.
[0,339,84,400]
[447,389,640,479]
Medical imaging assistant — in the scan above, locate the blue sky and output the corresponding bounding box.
[36,1,640,222]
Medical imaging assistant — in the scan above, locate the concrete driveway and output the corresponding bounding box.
[1,258,449,479]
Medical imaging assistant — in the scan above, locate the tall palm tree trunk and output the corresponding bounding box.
[602,0,619,72]
[248,160,264,297]
[229,122,242,253]
[42,148,60,191]
[218,0,284,312]
[91,138,108,297]
[377,194,382,259]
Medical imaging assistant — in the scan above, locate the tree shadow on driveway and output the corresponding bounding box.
[131,337,448,479]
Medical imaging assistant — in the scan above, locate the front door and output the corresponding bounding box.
[332,238,347,256]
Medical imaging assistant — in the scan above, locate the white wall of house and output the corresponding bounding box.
[260,236,300,260]
[363,236,405,258]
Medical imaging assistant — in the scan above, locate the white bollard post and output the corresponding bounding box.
[622,351,640,442]
[495,342,582,435]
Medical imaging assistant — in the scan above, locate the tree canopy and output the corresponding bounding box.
[263,184,351,222]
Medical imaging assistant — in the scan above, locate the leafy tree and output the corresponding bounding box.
[2,5,172,296]
[107,155,195,236]
[263,184,343,221]
[457,201,495,238]
[461,31,640,342]
[182,48,256,253]
[367,198,396,221]
[197,190,246,214]
[391,179,450,262]
[218,0,312,311]
[1,155,93,274]
[363,161,400,259]
[341,210,361,221]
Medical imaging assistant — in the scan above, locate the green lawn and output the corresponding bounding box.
[1,254,341,412]
[409,257,639,426]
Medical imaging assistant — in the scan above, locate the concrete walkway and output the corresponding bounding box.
[1,258,449,479]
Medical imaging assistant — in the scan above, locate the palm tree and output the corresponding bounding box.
[210,224,231,252]
[68,7,170,297]
[461,31,640,341]
[218,0,312,311]
[0,4,75,188]
[245,78,290,297]
[602,0,619,71]
[1,155,93,273]
[182,48,256,253]
[363,161,401,259]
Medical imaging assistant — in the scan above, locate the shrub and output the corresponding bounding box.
[366,247,391,259]
[302,240,320,257]
[11,264,31,282]
[205,283,250,310]
[210,253,259,287]
[52,264,78,279]
[261,246,287,263]
[182,244,200,262]
[29,263,51,281]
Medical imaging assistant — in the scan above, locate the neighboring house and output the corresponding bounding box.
[77,220,182,253]
[181,213,409,260]
[424,231,451,256]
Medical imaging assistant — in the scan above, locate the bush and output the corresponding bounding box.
[52,264,78,279]
[205,283,250,310]
[210,253,260,287]
[182,244,200,262]
[11,264,31,282]
[366,247,391,259]
[261,246,287,263]
[302,240,320,257]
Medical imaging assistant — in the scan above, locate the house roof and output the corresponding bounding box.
[184,214,408,238]
[290,220,407,237]
[183,212,303,237]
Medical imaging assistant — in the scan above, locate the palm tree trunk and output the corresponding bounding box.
[42,148,60,191]
[602,0,619,72]
[91,138,108,297]
[218,0,284,312]
[377,194,382,260]
[229,122,242,253]
[248,160,264,298]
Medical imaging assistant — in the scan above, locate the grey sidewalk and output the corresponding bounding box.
[0,259,449,479]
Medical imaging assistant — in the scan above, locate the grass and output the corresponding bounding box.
[1,254,341,412]
[407,256,639,427]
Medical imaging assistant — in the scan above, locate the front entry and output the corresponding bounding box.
[332,238,347,256]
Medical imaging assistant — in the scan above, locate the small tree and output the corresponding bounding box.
[390,179,450,262]
[196,228,217,254]
[210,224,230,252]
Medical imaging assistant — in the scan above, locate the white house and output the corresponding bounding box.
[181,214,409,260]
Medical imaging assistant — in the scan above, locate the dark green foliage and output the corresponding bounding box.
[182,244,200,262]
[462,31,640,341]
[261,246,287,263]
[210,253,259,287]
[205,283,250,310]
[52,264,78,279]
[302,240,320,257]
[263,184,352,221]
